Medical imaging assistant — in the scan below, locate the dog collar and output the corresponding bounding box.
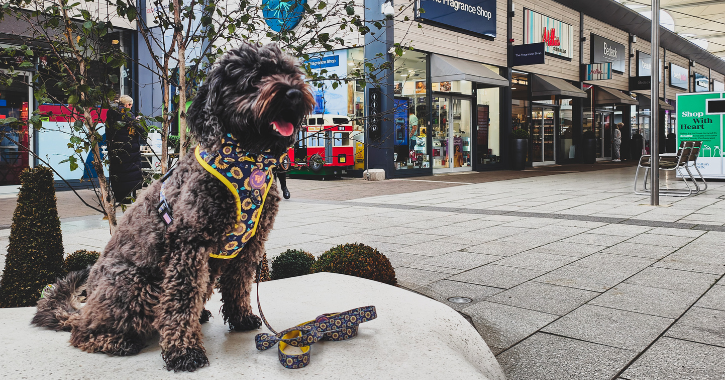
[195,134,283,259]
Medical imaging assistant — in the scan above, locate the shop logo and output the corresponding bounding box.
[263,0,307,33]
[542,27,560,47]
[603,42,617,58]
[673,72,687,81]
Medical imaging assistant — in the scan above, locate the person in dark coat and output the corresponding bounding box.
[105,95,144,203]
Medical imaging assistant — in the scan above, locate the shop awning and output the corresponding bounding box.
[430,54,509,87]
[637,95,675,111]
[531,74,587,98]
[593,86,638,105]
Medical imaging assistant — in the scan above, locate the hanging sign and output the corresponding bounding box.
[583,63,612,81]
[523,9,573,60]
[629,76,651,91]
[512,43,545,66]
[417,0,497,38]
[591,34,625,73]
[670,63,689,90]
[695,73,709,92]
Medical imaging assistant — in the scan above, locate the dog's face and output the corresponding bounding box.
[188,43,315,155]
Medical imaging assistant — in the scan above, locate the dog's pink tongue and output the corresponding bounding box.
[272,121,294,136]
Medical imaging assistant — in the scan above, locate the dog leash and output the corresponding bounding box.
[254,263,377,369]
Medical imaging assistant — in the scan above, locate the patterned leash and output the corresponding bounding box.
[255,264,377,369]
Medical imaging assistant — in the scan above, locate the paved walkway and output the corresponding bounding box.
[1,164,724,379]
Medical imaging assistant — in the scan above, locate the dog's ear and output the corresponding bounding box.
[224,42,263,93]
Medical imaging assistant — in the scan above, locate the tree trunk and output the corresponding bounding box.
[175,0,188,158]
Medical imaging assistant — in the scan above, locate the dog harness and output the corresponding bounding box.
[193,133,285,259]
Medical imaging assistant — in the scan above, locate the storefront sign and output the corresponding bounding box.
[629,76,651,91]
[583,63,612,81]
[523,9,573,60]
[670,63,689,90]
[695,73,709,92]
[417,0,496,38]
[512,43,545,66]
[308,55,339,69]
[591,34,625,73]
[715,81,725,92]
[637,51,651,76]
[677,92,725,178]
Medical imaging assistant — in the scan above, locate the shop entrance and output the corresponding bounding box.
[0,70,32,185]
[531,106,556,165]
[595,111,613,159]
[432,96,472,173]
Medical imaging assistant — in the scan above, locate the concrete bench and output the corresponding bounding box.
[0,272,504,379]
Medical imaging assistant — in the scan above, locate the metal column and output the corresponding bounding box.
[650,0,660,205]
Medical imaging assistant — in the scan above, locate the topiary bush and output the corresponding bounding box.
[63,250,101,273]
[0,166,65,307]
[312,243,396,286]
[255,252,271,282]
[271,249,316,280]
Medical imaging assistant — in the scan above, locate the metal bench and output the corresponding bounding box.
[634,141,701,197]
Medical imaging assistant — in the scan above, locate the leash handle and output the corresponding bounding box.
[256,261,277,334]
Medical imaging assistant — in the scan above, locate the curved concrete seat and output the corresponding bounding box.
[0,272,505,379]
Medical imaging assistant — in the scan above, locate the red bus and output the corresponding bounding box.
[288,114,357,176]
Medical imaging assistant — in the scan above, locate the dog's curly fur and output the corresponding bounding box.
[31,42,314,372]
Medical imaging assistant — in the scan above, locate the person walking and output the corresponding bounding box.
[105,95,144,203]
[612,122,623,162]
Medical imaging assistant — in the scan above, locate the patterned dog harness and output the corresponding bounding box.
[194,133,287,259]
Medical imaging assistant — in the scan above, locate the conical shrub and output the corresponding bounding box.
[0,166,65,307]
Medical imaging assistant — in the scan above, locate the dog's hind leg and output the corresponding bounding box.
[155,246,210,372]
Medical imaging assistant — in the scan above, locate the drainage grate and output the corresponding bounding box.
[447,296,473,304]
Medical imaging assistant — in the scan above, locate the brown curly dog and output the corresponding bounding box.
[32,42,314,372]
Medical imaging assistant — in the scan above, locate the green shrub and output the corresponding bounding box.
[271,249,316,280]
[312,243,396,286]
[511,128,529,139]
[0,166,65,307]
[63,250,101,273]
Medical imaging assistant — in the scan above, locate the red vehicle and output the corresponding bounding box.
[288,114,356,176]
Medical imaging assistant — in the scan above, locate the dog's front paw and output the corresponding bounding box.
[162,347,209,372]
[228,314,262,331]
[199,309,212,324]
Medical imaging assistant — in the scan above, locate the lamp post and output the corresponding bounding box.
[650,0,660,206]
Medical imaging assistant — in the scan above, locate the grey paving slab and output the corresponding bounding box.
[624,233,697,248]
[696,285,725,311]
[561,233,631,246]
[665,307,725,348]
[486,281,599,316]
[590,283,701,319]
[532,241,606,257]
[624,267,719,295]
[542,304,673,351]
[464,241,533,256]
[497,333,637,380]
[599,242,678,259]
[621,337,725,380]
[646,227,708,238]
[394,267,451,290]
[392,241,470,257]
[383,251,429,268]
[494,251,578,272]
[537,264,634,292]
[412,251,502,271]
[461,302,558,355]
[589,224,653,237]
[574,252,655,273]
[653,253,725,276]
[449,264,547,289]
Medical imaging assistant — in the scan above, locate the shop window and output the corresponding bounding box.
[476,87,500,165]
[559,99,574,159]
[433,80,473,95]
[511,72,531,147]
[393,51,429,170]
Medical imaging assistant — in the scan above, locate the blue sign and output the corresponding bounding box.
[512,43,545,66]
[308,55,340,69]
[417,0,496,38]
[263,0,307,33]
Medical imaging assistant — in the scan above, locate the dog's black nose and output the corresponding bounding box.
[286,89,302,102]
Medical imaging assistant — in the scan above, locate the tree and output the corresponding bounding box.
[0,166,65,307]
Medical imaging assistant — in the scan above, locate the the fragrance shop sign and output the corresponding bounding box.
[677,92,725,178]
[417,0,496,38]
[523,9,573,60]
